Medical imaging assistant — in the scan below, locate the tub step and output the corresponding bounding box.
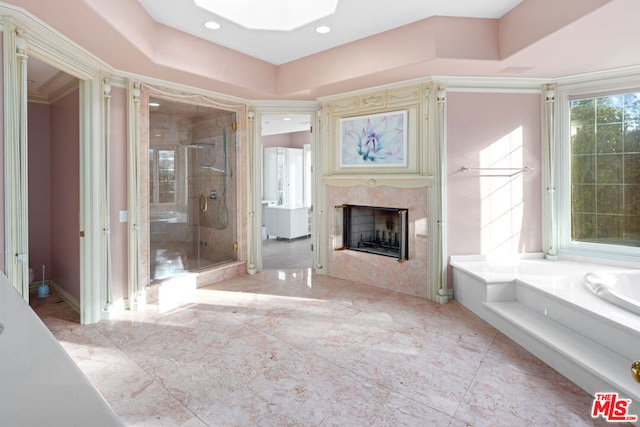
[514,279,640,362]
[484,300,640,412]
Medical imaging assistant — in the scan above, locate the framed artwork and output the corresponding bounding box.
[339,110,408,167]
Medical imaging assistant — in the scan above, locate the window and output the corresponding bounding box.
[149,148,178,205]
[569,91,640,249]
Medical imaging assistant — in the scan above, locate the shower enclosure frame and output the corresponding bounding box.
[133,84,248,297]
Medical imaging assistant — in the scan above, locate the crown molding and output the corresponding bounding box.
[0,4,107,80]
[323,175,433,188]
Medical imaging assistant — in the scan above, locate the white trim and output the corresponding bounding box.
[127,82,143,308]
[323,175,432,188]
[433,84,447,303]
[555,75,640,262]
[541,84,558,260]
[3,19,29,299]
[251,103,319,273]
[432,76,547,93]
[102,80,113,315]
[50,280,80,315]
[79,79,105,325]
[246,109,258,274]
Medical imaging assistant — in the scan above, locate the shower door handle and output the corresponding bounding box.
[200,194,208,212]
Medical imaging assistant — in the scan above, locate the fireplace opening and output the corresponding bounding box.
[334,204,408,261]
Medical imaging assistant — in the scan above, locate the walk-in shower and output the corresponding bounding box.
[148,97,237,281]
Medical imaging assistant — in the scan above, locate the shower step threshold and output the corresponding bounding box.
[483,300,640,417]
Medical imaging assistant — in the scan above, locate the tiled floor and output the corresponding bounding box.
[262,236,312,270]
[31,270,610,426]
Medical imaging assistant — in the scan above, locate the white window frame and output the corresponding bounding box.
[149,145,186,209]
[556,77,640,262]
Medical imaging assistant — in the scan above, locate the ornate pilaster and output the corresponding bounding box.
[435,85,448,304]
[247,109,257,274]
[3,23,30,299]
[128,82,144,308]
[102,80,113,312]
[543,84,558,260]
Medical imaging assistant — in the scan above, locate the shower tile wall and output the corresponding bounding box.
[190,112,237,267]
[140,87,248,288]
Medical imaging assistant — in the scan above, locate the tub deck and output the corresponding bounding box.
[451,253,640,419]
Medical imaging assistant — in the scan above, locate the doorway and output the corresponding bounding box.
[148,97,238,281]
[260,113,313,270]
[26,57,81,310]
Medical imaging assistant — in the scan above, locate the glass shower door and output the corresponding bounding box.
[149,97,237,281]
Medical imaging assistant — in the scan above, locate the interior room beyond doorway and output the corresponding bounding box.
[260,113,312,270]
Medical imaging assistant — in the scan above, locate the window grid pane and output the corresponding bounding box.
[570,93,640,247]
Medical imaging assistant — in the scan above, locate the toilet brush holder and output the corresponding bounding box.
[37,264,49,298]
[37,282,49,298]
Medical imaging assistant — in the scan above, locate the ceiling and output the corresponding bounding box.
[26,57,308,135]
[136,0,523,65]
[23,0,638,134]
[27,57,78,104]
[261,114,311,136]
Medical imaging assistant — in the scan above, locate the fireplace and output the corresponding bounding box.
[334,204,408,261]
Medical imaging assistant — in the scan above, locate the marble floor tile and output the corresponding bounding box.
[32,270,605,426]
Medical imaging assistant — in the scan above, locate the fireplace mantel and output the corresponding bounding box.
[323,175,433,188]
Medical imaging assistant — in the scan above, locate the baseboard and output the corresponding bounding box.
[30,280,81,315]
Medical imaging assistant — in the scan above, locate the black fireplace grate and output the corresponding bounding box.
[334,204,408,261]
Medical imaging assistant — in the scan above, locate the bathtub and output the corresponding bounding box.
[451,253,640,328]
[451,253,640,417]
[583,270,640,316]
[150,210,187,223]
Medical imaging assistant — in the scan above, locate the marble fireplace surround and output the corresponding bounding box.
[326,180,430,299]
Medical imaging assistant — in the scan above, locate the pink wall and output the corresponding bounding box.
[50,89,80,301]
[290,131,310,149]
[499,0,611,58]
[109,87,128,303]
[28,102,52,278]
[446,92,542,286]
[261,133,292,148]
[261,131,310,149]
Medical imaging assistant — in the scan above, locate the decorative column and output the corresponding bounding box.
[102,80,113,312]
[315,103,327,272]
[127,82,143,307]
[542,84,558,260]
[78,77,105,324]
[246,109,257,274]
[435,85,448,304]
[3,24,30,299]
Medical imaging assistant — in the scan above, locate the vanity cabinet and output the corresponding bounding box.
[264,205,309,240]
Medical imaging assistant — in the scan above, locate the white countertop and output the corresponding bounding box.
[0,273,123,426]
[265,204,309,210]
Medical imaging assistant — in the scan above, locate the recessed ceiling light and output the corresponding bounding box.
[282,117,291,121]
[204,21,221,30]
[315,25,331,34]
[149,102,160,107]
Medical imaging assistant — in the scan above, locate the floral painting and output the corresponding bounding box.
[340,110,407,167]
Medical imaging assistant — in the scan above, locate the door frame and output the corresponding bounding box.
[2,11,107,324]
[249,102,320,273]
